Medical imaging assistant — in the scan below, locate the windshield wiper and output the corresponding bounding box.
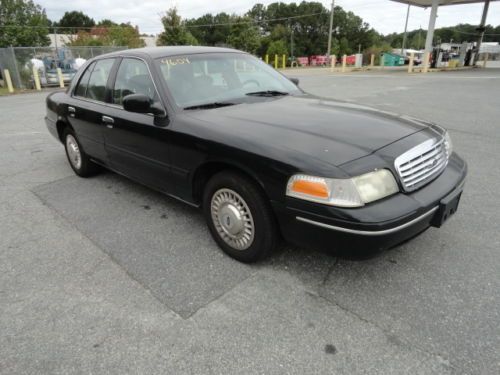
[245,90,289,97]
[184,102,236,110]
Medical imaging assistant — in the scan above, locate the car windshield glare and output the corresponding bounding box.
[155,53,301,109]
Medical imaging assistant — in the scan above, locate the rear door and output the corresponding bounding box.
[67,58,116,163]
[102,57,173,193]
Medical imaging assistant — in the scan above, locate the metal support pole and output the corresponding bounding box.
[326,1,335,57]
[423,0,440,73]
[475,0,490,66]
[401,4,411,55]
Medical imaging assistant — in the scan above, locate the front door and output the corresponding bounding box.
[103,57,172,193]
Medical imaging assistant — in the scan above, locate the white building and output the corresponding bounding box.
[48,33,159,48]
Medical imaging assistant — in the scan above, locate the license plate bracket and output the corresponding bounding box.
[431,189,462,228]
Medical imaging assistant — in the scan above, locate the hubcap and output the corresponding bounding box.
[211,188,255,250]
[66,134,82,170]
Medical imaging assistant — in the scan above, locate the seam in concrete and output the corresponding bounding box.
[31,187,184,321]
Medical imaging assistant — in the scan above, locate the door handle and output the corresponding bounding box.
[68,106,75,117]
[102,115,114,128]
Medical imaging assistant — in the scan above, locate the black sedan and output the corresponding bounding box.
[45,47,467,262]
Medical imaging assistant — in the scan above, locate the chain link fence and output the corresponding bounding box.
[0,46,127,90]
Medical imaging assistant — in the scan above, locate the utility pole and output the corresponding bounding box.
[401,4,410,55]
[475,0,490,65]
[290,27,294,59]
[326,0,334,57]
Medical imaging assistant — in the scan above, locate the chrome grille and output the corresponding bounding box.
[394,137,449,192]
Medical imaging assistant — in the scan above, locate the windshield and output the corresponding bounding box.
[155,52,301,109]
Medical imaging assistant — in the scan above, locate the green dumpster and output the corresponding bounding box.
[382,53,405,66]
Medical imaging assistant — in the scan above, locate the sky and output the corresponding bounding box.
[37,0,500,36]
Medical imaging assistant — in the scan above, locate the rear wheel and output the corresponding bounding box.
[203,171,278,263]
[63,128,99,177]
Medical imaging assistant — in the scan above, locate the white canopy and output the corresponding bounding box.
[391,0,498,7]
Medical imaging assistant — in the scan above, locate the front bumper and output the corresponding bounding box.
[272,153,467,252]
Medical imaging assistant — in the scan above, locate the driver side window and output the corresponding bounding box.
[113,58,157,106]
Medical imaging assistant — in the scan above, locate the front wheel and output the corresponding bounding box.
[203,171,278,263]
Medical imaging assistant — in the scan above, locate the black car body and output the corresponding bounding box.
[45,47,467,262]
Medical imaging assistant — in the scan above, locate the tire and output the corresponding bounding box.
[63,127,100,177]
[203,171,278,263]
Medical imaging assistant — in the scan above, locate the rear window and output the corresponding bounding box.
[74,62,95,97]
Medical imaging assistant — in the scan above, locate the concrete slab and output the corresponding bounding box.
[32,173,254,318]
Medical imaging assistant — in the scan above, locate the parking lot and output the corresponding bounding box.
[1,68,499,374]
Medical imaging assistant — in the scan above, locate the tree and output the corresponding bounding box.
[226,16,261,53]
[157,7,198,46]
[267,40,288,57]
[0,0,50,47]
[55,11,95,34]
[68,23,145,48]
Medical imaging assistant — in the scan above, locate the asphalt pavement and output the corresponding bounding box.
[1,68,499,374]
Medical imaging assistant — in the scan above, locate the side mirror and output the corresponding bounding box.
[123,94,166,117]
[289,77,299,86]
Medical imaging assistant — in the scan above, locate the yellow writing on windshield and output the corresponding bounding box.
[160,57,191,66]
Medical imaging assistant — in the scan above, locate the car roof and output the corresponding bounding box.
[98,46,244,59]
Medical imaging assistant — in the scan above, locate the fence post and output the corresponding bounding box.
[265,54,269,64]
[370,54,375,67]
[274,54,278,69]
[3,69,14,93]
[342,54,347,72]
[56,68,64,88]
[330,55,336,72]
[282,54,286,69]
[408,52,414,73]
[32,66,41,91]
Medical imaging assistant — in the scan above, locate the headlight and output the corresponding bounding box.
[444,131,453,156]
[286,169,399,207]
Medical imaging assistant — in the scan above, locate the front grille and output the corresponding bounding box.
[394,137,449,192]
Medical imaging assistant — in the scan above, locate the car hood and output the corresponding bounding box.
[183,95,431,169]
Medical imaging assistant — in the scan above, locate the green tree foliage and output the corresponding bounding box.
[55,11,95,34]
[68,22,145,48]
[226,17,261,53]
[157,7,198,46]
[0,0,50,47]
[267,40,288,57]
[184,2,382,57]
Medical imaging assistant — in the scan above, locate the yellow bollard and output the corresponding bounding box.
[341,54,347,73]
[408,52,414,73]
[265,54,269,64]
[282,54,286,69]
[422,52,430,73]
[370,54,375,68]
[483,53,489,68]
[3,69,14,93]
[32,66,41,91]
[56,68,64,88]
[330,55,336,72]
[274,54,278,69]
